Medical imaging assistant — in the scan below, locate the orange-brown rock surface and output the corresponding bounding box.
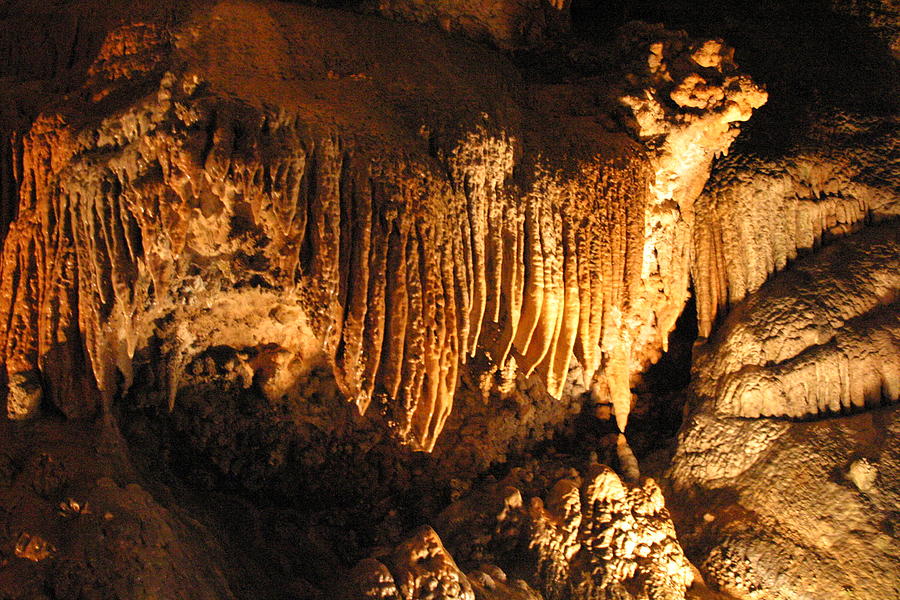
[692,112,900,338]
[1,1,897,599]
[670,121,900,600]
[363,0,572,47]
[0,0,764,452]
[0,419,238,599]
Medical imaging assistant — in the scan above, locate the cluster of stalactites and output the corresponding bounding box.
[0,21,770,452]
[692,130,900,339]
[334,139,650,450]
[695,224,900,420]
[0,77,651,451]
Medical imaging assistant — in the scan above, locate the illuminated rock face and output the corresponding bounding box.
[671,115,900,597]
[0,0,764,451]
[1,1,896,599]
[527,467,693,600]
[692,112,900,339]
[345,463,692,600]
[693,224,899,421]
[670,108,899,600]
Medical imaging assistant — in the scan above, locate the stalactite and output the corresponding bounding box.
[691,224,900,420]
[692,114,900,338]
[0,11,766,451]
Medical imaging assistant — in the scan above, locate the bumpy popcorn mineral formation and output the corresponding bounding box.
[346,462,692,600]
[671,117,900,598]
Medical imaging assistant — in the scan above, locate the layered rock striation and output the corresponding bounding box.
[692,111,900,338]
[670,142,899,599]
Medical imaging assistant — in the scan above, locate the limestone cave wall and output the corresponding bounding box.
[0,1,896,599]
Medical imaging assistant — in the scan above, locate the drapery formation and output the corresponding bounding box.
[0,2,765,450]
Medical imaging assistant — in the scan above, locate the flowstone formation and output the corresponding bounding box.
[12,0,900,599]
[0,0,771,596]
[670,115,900,597]
[0,0,764,453]
[691,111,899,338]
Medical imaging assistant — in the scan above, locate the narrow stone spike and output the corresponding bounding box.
[543,215,580,398]
[411,221,446,450]
[358,184,390,414]
[335,164,372,403]
[522,197,563,377]
[451,216,471,362]
[496,196,522,366]
[427,238,460,450]
[485,187,504,324]
[606,344,632,434]
[588,225,605,377]
[377,217,409,399]
[465,177,488,355]
[574,210,594,381]
[459,204,475,357]
[310,138,343,353]
[399,231,426,439]
[512,196,544,361]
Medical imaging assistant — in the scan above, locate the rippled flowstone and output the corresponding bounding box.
[671,194,900,598]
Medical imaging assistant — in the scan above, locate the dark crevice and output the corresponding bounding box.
[626,294,698,459]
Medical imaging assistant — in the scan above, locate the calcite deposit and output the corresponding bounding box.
[692,111,900,338]
[0,0,764,451]
[671,140,900,598]
[0,0,896,599]
[528,466,693,600]
[346,462,692,600]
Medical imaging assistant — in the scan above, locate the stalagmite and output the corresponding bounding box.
[528,465,693,600]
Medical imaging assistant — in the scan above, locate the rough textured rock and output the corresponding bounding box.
[4,1,896,599]
[362,0,572,47]
[467,567,544,600]
[343,529,529,600]
[831,0,900,57]
[0,0,764,452]
[347,462,693,600]
[528,466,693,600]
[661,7,900,594]
[671,223,900,598]
[692,112,899,338]
[615,26,766,430]
[389,526,475,600]
[0,420,238,599]
[693,224,899,421]
[671,404,900,600]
